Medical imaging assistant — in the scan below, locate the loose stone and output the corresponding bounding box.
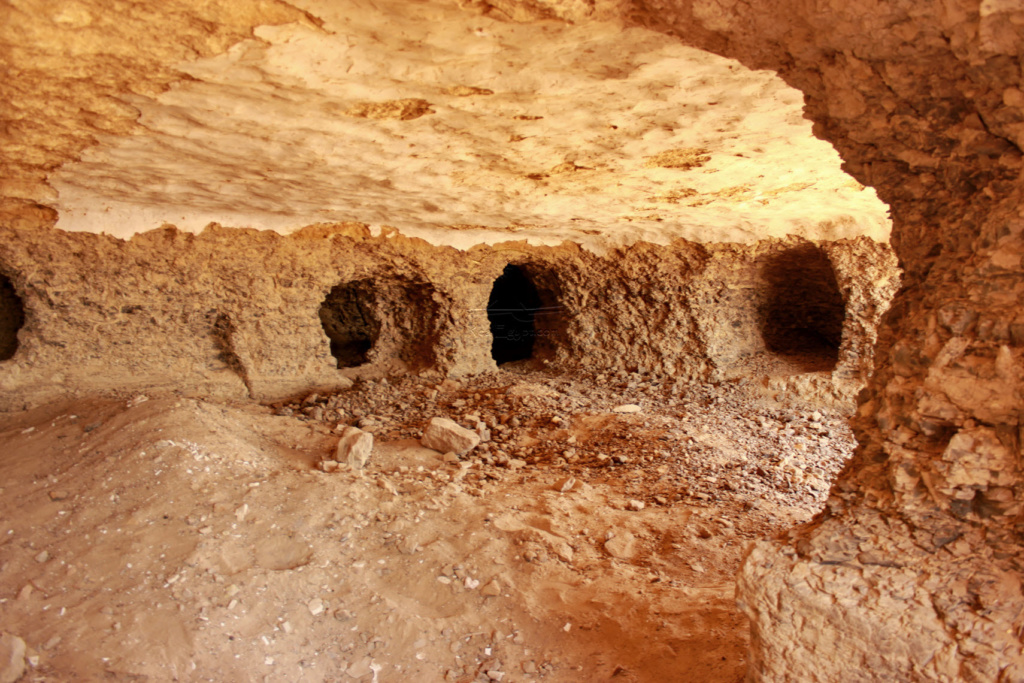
[421,417,481,455]
[337,426,374,470]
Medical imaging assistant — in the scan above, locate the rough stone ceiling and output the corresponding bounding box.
[14,0,890,249]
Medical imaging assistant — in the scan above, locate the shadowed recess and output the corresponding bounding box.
[319,280,380,368]
[488,265,543,365]
[0,273,24,361]
[760,244,845,371]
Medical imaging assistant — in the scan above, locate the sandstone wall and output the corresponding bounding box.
[738,190,1024,681]
[563,0,1024,679]
[694,238,898,379]
[6,0,1018,676]
[0,0,316,204]
[0,223,893,412]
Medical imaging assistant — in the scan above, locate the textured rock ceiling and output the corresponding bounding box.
[10,0,890,249]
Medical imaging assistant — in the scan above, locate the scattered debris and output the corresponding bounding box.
[0,367,856,681]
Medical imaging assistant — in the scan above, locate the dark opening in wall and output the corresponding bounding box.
[0,273,24,361]
[488,265,543,364]
[760,244,845,371]
[319,280,380,368]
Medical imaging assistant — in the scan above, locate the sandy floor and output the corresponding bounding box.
[0,366,855,682]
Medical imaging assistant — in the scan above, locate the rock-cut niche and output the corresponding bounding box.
[319,277,442,370]
[319,279,380,368]
[488,265,544,365]
[759,244,845,371]
[0,273,25,361]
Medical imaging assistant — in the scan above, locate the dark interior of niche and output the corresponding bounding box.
[0,273,24,361]
[319,280,380,368]
[488,264,543,365]
[760,244,845,371]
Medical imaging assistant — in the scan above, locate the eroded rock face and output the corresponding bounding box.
[584,0,1024,679]
[0,0,315,205]
[0,222,893,411]
[3,0,1021,679]
[3,0,890,248]
[450,0,1024,679]
[738,190,1024,681]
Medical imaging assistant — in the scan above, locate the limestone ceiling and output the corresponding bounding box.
[8,0,890,249]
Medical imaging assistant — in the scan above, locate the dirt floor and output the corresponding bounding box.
[0,358,856,682]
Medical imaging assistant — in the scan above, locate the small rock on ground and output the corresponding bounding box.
[337,426,374,469]
[421,417,480,455]
[0,633,26,683]
[604,532,638,560]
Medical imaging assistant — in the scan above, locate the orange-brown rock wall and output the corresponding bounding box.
[574,0,1024,678]
[0,223,893,413]
[738,188,1024,682]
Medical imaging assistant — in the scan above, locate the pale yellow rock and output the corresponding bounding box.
[33,0,887,250]
[0,633,26,683]
[604,532,638,560]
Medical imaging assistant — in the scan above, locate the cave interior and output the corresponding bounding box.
[0,0,1022,681]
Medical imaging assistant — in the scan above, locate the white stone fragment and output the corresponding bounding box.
[553,476,577,493]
